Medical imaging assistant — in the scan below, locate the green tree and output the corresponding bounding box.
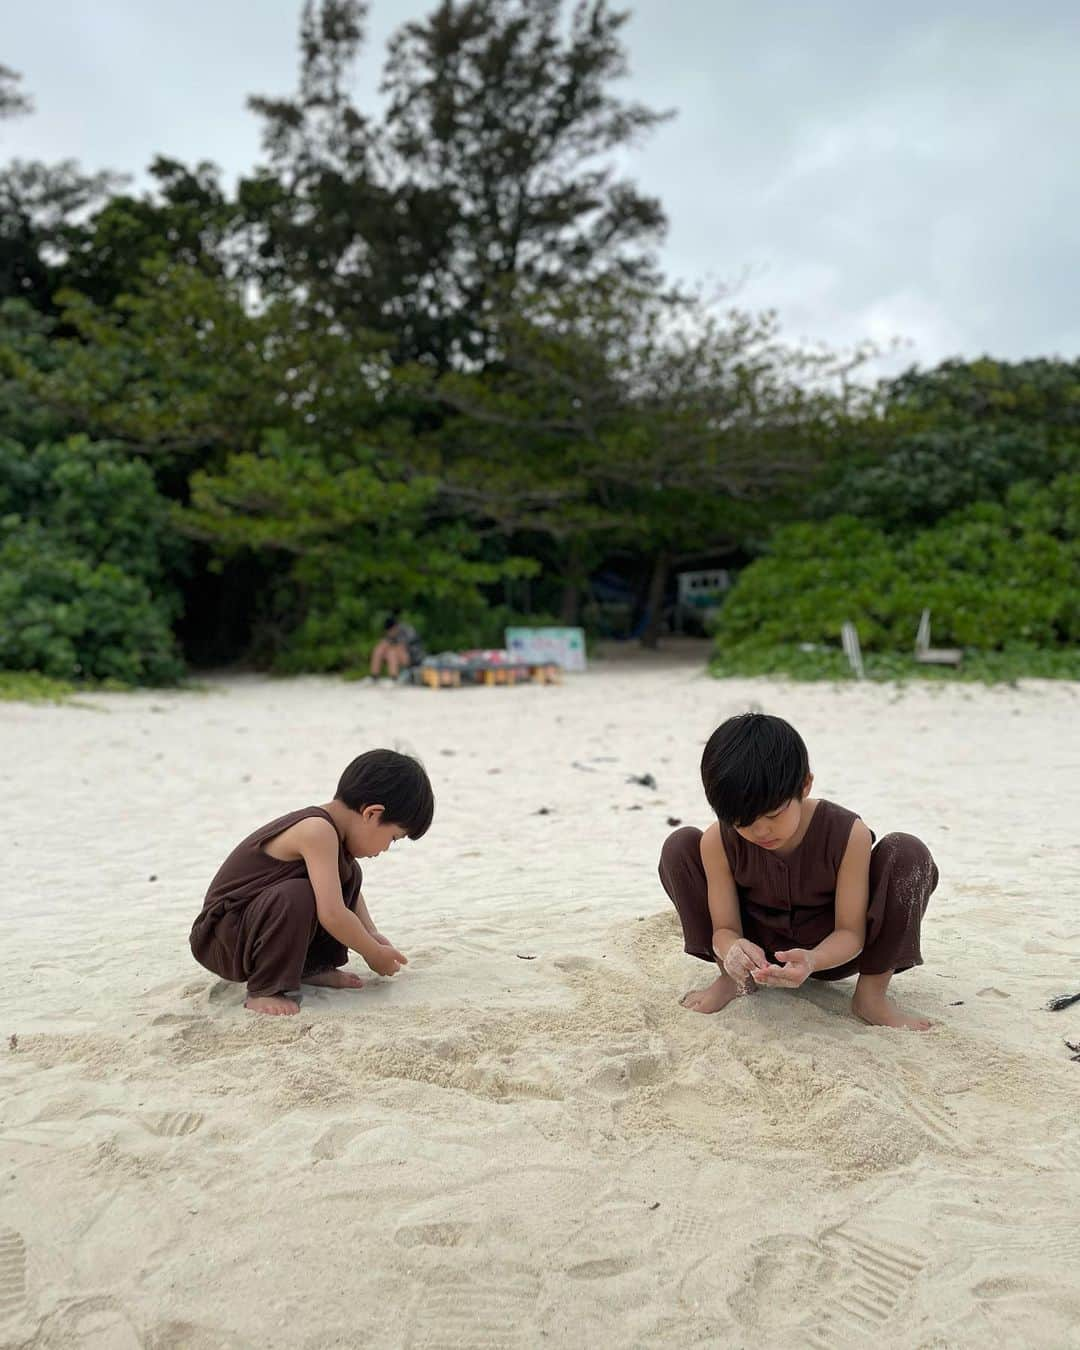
[886,356,1080,431]
[242,0,446,359]
[13,262,413,663]
[0,300,77,443]
[812,358,1080,533]
[812,425,1078,531]
[19,262,392,474]
[435,278,854,633]
[0,159,123,313]
[243,0,671,368]
[1,64,230,315]
[0,435,184,682]
[182,431,535,670]
[58,157,234,309]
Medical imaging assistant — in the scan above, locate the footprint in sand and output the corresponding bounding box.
[976,987,1011,999]
[565,1256,633,1280]
[971,1274,1080,1346]
[804,1227,927,1348]
[311,1121,366,1161]
[936,1198,1080,1263]
[669,1204,728,1248]
[394,1221,474,1249]
[889,1088,962,1150]
[0,1229,28,1324]
[471,1166,593,1236]
[145,1321,256,1350]
[34,1295,142,1349]
[554,955,604,974]
[140,1111,204,1138]
[406,1276,540,1349]
[728,1234,841,1334]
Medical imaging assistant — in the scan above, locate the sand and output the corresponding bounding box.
[2,649,1079,1349]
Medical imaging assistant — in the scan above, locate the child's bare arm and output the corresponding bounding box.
[292,819,407,976]
[816,818,870,968]
[700,824,768,981]
[352,888,377,934]
[352,888,395,946]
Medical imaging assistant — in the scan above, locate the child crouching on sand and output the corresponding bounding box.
[658,714,937,1030]
[190,749,433,1015]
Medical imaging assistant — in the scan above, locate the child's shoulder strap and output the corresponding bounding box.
[816,799,872,855]
[247,805,336,848]
[818,798,858,827]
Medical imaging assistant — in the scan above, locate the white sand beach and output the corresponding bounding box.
[2,652,1079,1349]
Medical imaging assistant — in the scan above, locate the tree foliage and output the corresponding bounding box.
[713,475,1080,663]
[886,357,1080,431]
[0,159,124,312]
[812,425,1079,532]
[243,0,670,367]
[434,277,848,628]
[0,436,184,682]
[1,10,1076,686]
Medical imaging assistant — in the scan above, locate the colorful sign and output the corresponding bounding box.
[504,627,587,672]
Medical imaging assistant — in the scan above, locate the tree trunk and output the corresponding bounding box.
[559,538,585,624]
[640,549,670,649]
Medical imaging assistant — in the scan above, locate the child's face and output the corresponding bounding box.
[348,806,408,858]
[733,775,812,851]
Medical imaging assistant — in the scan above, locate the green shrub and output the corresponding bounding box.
[0,435,185,583]
[0,436,186,683]
[0,526,184,684]
[712,474,1080,675]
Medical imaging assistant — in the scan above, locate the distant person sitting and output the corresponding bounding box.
[369,614,424,682]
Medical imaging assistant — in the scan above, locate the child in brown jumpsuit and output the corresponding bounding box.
[658,714,937,1029]
[190,750,434,1016]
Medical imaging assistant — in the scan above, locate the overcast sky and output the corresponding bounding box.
[5,1,1078,371]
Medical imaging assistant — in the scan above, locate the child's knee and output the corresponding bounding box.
[258,879,318,929]
[874,832,938,896]
[659,825,703,873]
[877,831,933,865]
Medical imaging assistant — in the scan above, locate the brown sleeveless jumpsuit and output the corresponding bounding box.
[189,806,363,998]
[658,800,936,979]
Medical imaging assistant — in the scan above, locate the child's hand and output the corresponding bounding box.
[720,938,769,986]
[364,942,409,977]
[751,948,814,988]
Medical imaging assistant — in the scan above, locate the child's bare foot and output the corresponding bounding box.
[851,992,931,1031]
[302,969,365,990]
[680,972,744,1014]
[244,994,300,1016]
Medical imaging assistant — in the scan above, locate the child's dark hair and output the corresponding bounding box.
[383,614,399,632]
[336,749,434,839]
[700,714,809,827]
